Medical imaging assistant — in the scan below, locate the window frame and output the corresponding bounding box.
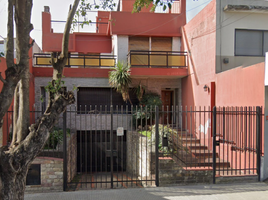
[234,29,267,57]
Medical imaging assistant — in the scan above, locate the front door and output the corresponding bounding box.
[161,90,173,124]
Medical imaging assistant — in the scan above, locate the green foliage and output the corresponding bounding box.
[140,93,162,108]
[0,52,4,62]
[72,0,116,30]
[72,84,79,92]
[45,77,65,97]
[133,93,162,127]
[109,61,132,103]
[44,127,70,149]
[132,0,173,13]
[140,124,182,156]
[134,82,145,102]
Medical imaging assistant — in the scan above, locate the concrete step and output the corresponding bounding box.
[182,138,200,144]
[188,144,208,150]
[191,150,218,159]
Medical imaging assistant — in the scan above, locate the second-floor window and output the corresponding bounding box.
[235,29,268,56]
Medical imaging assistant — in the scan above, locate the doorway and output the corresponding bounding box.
[161,90,173,124]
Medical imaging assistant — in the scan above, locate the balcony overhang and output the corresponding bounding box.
[131,68,188,78]
[127,50,188,78]
[223,5,268,13]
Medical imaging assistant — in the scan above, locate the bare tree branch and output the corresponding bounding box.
[61,0,80,60]
[28,39,35,48]
[6,0,14,68]
[0,73,7,84]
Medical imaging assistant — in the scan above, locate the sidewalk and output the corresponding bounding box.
[25,182,268,200]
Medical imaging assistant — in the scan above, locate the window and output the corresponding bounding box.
[235,29,268,56]
[77,87,139,113]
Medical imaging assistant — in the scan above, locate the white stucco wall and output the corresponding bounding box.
[113,35,129,64]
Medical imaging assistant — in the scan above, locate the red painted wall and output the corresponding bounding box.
[181,0,265,168]
[0,41,35,146]
[181,0,216,108]
[33,67,187,79]
[110,12,185,37]
[182,0,264,108]
[42,11,112,53]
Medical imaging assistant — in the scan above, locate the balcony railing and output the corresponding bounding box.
[34,53,116,68]
[128,50,187,68]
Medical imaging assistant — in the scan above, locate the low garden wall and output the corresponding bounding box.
[26,157,63,192]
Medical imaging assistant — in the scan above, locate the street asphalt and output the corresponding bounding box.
[25,182,268,200]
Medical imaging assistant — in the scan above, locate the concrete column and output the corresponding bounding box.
[172,37,181,51]
[116,35,129,64]
[261,52,268,181]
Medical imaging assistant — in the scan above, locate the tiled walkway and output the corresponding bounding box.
[25,182,268,200]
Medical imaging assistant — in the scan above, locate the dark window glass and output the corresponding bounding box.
[235,29,268,56]
[77,87,139,113]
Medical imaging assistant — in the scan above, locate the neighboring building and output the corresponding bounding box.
[182,0,268,108]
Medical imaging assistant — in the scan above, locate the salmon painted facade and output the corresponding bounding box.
[1,0,267,185]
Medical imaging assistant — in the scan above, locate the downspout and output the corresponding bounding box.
[181,26,199,85]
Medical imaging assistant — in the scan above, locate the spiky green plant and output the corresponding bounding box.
[109,61,132,104]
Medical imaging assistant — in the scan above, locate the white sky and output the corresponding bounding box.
[0,0,211,49]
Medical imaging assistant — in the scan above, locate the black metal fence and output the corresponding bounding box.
[1,105,263,190]
[212,107,262,183]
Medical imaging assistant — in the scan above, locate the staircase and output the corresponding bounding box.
[170,130,230,169]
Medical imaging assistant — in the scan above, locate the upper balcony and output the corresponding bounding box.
[128,51,188,78]
[34,53,115,68]
[128,50,187,68]
[33,51,188,79]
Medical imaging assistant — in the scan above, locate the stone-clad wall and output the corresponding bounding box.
[126,131,155,181]
[26,157,63,192]
[159,158,213,186]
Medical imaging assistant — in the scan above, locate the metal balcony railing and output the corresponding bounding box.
[127,50,187,68]
[34,53,116,68]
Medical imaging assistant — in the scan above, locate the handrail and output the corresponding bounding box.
[127,50,188,68]
[34,53,116,68]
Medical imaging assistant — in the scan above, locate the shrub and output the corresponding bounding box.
[44,127,70,149]
[133,93,162,127]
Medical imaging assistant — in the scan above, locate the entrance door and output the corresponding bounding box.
[161,90,173,124]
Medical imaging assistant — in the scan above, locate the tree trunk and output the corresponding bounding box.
[0,155,27,200]
[0,0,80,199]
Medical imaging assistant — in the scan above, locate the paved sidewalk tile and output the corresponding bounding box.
[25,182,268,200]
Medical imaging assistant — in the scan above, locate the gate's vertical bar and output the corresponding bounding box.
[94,105,98,188]
[85,105,88,189]
[256,106,261,181]
[212,106,217,184]
[244,107,248,175]
[223,107,225,175]
[110,105,114,188]
[63,110,67,191]
[155,106,159,187]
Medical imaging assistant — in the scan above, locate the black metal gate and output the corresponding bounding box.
[63,105,159,190]
[61,105,263,190]
[212,106,262,183]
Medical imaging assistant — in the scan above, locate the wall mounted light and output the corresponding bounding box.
[203,85,209,92]
[223,58,229,64]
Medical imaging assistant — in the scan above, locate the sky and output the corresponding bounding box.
[0,0,211,49]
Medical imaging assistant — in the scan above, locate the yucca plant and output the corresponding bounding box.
[109,61,132,104]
